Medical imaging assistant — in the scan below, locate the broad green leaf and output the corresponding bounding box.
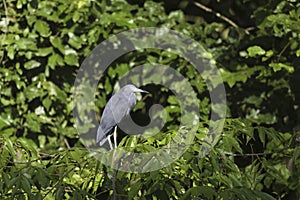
[34,20,51,37]
[24,60,41,70]
[296,49,300,57]
[247,46,266,57]
[50,36,65,53]
[258,127,266,147]
[36,47,53,57]
[21,176,31,194]
[269,63,294,73]
[42,81,67,101]
[15,38,37,50]
[42,98,52,111]
[25,113,41,132]
[48,53,64,69]
[7,46,15,60]
[64,53,79,66]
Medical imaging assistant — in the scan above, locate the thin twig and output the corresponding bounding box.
[112,149,118,200]
[64,138,71,149]
[224,152,273,157]
[224,146,292,157]
[194,2,250,35]
[277,41,291,61]
[112,168,117,200]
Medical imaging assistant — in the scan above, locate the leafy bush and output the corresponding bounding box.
[0,0,299,199]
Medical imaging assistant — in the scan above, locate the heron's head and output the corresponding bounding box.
[122,84,148,94]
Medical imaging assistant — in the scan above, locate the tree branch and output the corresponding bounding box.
[194,2,250,35]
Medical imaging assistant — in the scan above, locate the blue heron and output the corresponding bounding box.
[96,84,148,149]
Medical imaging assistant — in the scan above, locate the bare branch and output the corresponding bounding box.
[194,2,250,35]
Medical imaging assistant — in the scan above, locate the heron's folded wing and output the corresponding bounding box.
[96,93,131,145]
[96,126,108,144]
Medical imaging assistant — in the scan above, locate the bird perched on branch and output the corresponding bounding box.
[96,84,148,149]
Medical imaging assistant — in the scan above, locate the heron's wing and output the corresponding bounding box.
[96,92,132,144]
[97,130,108,146]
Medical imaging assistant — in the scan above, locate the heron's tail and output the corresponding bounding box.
[99,137,108,146]
[96,127,106,145]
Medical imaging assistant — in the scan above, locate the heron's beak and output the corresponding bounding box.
[135,88,149,93]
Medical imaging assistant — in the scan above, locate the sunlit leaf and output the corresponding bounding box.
[34,20,51,37]
[247,46,266,57]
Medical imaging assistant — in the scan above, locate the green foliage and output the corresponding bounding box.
[1,0,300,199]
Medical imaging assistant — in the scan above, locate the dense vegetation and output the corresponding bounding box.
[1,0,299,199]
